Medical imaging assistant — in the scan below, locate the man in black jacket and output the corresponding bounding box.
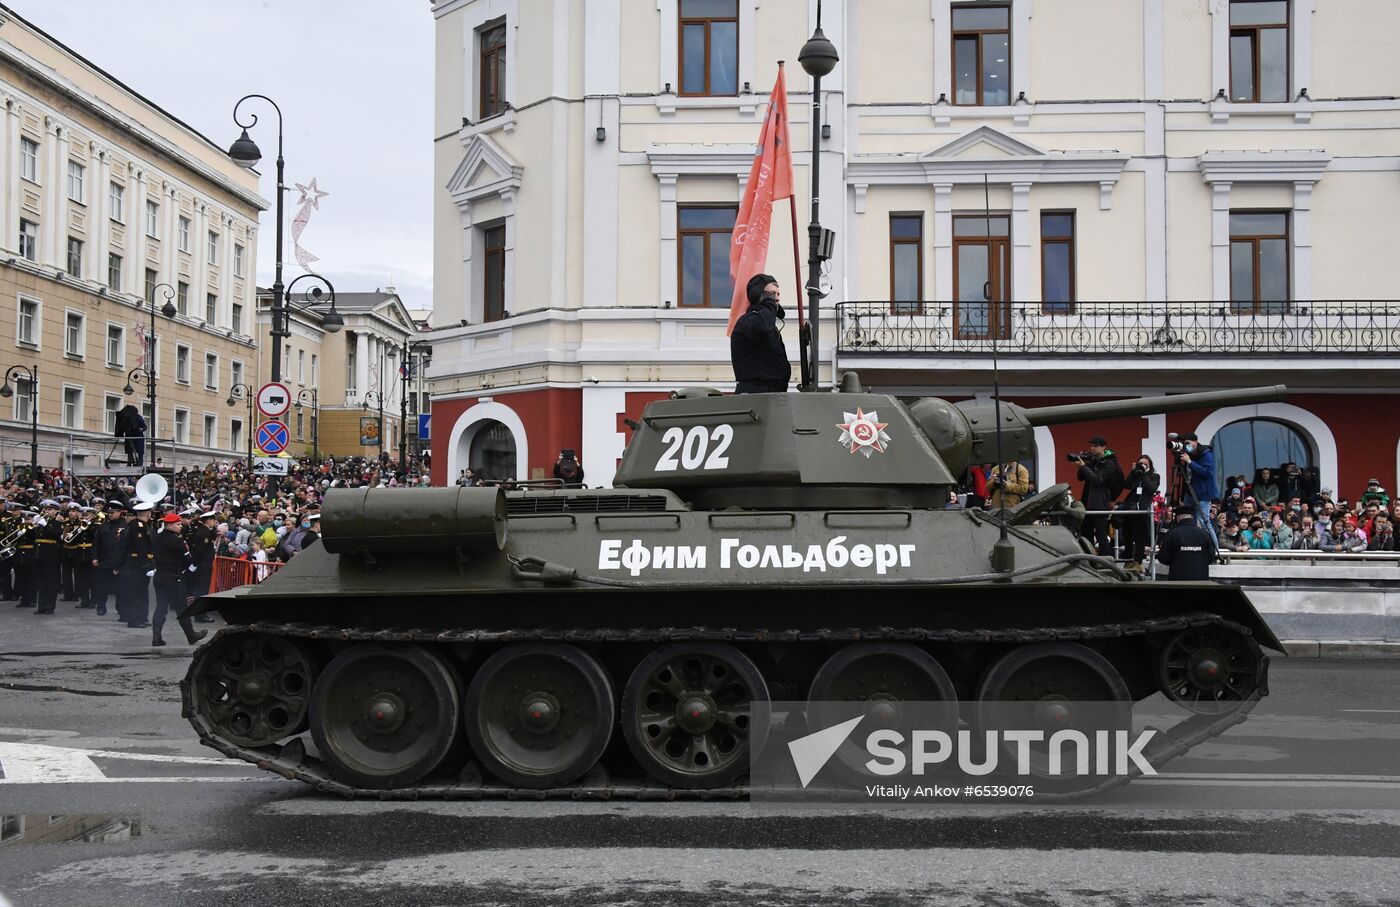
[90,501,126,617]
[151,512,205,646]
[33,500,62,614]
[120,503,155,628]
[1156,507,1216,581]
[730,274,791,394]
[1072,436,1122,556]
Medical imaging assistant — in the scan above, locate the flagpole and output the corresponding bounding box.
[790,195,810,387]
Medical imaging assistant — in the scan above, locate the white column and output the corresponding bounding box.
[581,385,628,488]
[1210,181,1232,301]
[43,118,65,268]
[1292,181,1313,302]
[4,102,16,253]
[193,204,208,317]
[1208,0,1229,97]
[656,175,677,305]
[355,330,369,401]
[932,183,953,301]
[0,97,11,251]
[582,0,620,310]
[219,215,233,326]
[501,188,517,314]
[161,183,177,288]
[1010,182,1031,300]
[459,204,475,321]
[128,169,146,295]
[91,148,108,283]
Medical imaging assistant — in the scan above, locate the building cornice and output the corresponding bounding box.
[647,143,756,177]
[1197,150,1332,184]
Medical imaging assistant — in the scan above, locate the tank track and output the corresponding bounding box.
[180,612,1268,802]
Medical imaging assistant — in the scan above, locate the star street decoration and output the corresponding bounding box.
[837,408,891,457]
[291,178,327,270]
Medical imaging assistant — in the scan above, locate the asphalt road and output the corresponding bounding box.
[2,605,1400,906]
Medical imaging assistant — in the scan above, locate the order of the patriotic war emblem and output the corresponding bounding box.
[837,408,891,457]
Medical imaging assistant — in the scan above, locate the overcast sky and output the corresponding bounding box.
[12,0,436,313]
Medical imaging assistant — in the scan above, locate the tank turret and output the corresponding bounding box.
[615,382,1289,509]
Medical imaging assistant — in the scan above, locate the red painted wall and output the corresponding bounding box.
[430,388,582,485]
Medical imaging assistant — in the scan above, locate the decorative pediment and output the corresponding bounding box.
[447,134,523,207]
[922,126,1047,160]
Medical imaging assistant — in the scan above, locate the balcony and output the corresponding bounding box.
[836,302,1400,357]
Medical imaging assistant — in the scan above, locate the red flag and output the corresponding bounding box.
[727,65,795,335]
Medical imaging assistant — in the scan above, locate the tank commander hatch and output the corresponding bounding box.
[730,274,791,394]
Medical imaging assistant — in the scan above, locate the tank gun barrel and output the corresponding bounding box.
[1024,385,1288,427]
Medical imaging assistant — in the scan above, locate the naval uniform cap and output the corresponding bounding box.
[39,499,59,508]
[132,501,154,512]
[200,510,219,520]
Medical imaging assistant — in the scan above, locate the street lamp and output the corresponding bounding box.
[124,282,177,467]
[398,339,432,474]
[294,388,319,464]
[226,382,255,474]
[798,2,838,391]
[227,96,343,382]
[0,363,38,480]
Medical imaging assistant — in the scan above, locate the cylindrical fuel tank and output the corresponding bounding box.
[320,486,507,554]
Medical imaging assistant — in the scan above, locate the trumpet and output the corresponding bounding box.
[0,512,27,562]
[62,517,91,544]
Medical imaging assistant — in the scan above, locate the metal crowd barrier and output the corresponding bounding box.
[209,556,285,594]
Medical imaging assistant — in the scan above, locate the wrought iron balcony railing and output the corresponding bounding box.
[836,302,1400,357]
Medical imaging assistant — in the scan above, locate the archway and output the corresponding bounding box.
[1210,419,1314,498]
[1193,403,1336,498]
[469,421,517,480]
[445,400,531,482]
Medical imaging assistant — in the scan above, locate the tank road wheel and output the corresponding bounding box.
[464,644,615,789]
[976,642,1131,784]
[1157,626,1261,714]
[192,635,316,747]
[309,644,463,790]
[807,643,958,775]
[622,643,769,789]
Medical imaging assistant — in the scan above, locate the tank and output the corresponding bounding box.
[182,380,1288,799]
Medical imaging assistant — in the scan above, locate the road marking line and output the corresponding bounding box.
[1338,709,1400,714]
[0,741,257,784]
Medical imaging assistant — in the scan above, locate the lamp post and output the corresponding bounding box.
[227,383,255,475]
[398,339,432,473]
[124,282,177,467]
[295,388,319,465]
[798,3,839,391]
[227,97,345,380]
[0,363,38,480]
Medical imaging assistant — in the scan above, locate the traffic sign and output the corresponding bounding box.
[253,457,290,476]
[257,382,291,418]
[256,419,290,455]
[418,413,431,440]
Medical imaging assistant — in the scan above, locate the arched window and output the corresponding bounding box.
[469,420,517,481]
[1211,419,1313,496]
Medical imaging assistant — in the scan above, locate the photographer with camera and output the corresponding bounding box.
[1070,436,1122,556]
[553,449,585,488]
[1171,432,1217,546]
[730,274,790,394]
[1116,455,1159,571]
[986,460,1032,510]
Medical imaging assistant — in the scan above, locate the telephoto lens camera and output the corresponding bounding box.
[1065,451,1096,463]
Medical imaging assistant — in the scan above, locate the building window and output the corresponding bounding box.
[109,182,124,222]
[231,361,244,387]
[62,387,82,429]
[479,20,507,119]
[1229,211,1289,312]
[1230,0,1288,103]
[233,243,244,277]
[952,214,1011,340]
[205,293,217,324]
[17,298,38,347]
[310,354,318,385]
[64,312,84,357]
[145,336,159,376]
[483,224,506,322]
[66,236,83,276]
[677,205,736,308]
[952,4,1011,106]
[296,409,305,440]
[145,268,158,304]
[141,400,154,435]
[1040,211,1076,312]
[107,253,122,291]
[67,160,85,203]
[104,394,122,434]
[203,414,217,447]
[106,325,124,367]
[230,418,244,453]
[177,281,189,316]
[679,0,738,97]
[1212,418,1312,496]
[18,219,38,261]
[175,216,190,252]
[145,199,160,237]
[176,344,191,384]
[889,215,924,314]
[297,349,306,384]
[1,815,25,843]
[231,302,243,334]
[19,138,38,182]
[204,353,218,389]
[13,377,35,423]
[208,231,219,264]
[174,408,189,444]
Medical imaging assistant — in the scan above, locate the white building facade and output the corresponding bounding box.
[428,0,1400,497]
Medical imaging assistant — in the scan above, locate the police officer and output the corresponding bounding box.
[187,510,219,622]
[151,512,206,647]
[33,500,63,614]
[120,501,156,628]
[91,500,126,617]
[730,274,791,394]
[1156,507,1217,581]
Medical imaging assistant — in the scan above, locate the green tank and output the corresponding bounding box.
[182,379,1287,798]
